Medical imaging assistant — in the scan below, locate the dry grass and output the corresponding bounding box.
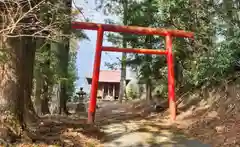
[170,82,240,147]
[3,116,105,147]
[4,81,240,147]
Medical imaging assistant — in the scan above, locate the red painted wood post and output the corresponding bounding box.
[88,26,104,124]
[166,34,176,121]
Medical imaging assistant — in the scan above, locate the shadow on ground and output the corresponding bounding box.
[13,100,214,147]
[101,118,211,147]
[14,115,105,146]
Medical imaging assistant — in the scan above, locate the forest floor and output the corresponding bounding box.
[10,101,208,147]
[9,84,240,147]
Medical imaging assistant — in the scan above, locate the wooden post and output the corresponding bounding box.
[113,84,116,98]
[166,34,176,121]
[102,83,104,99]
[88,26,103,124]
[107,84,110,96]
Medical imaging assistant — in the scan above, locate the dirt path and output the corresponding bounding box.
[101,120,210,147]
[96,101,211,147]
[12,101,212,147]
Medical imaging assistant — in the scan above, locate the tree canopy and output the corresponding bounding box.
[97,0,240,98]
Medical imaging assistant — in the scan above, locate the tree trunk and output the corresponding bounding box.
[146,81,152,102]
[20,37,38,126]
[0,36,37,142]
[0,37,21,142]
[119,0,128,103]
[59,0,72,115]
[58,35,70,115]
[41,43,51,115]
[59,81,69,115]
[223,0,234,37]
[41,97,50,115]
[34,75,42,115]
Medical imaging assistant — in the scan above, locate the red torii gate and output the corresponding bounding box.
[72,21,194,124]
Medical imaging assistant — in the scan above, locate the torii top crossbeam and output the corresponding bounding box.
[72,21,194,38]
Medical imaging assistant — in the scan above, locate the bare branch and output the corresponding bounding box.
[0,0,73,44]
[9,0,45,33]
[72,0,87,21]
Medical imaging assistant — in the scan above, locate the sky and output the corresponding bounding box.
[74,0,133,91]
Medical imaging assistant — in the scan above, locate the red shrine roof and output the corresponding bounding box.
[86,70,131,84]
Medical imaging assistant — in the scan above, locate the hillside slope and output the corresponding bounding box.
[175,78,240,147]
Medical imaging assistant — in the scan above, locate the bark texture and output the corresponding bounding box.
[59,0,72,115]
[0,36,38,142]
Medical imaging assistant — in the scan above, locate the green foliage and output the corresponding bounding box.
[127,88,137,100]
[66,51,78,98]
[97,0,240,97]
[32,2,86,104]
